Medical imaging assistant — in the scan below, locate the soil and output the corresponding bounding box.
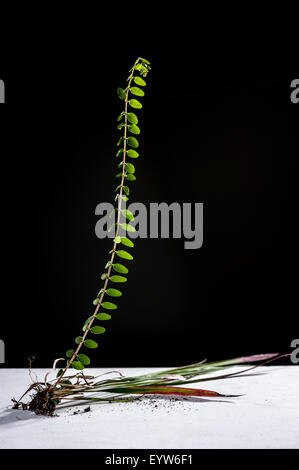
[28,389,57,416]
[12,387,57,416]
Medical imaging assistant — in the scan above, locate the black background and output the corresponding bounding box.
[0,56,298,368]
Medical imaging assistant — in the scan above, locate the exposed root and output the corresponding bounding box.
[28,388,57,416]
[12,384,58,416]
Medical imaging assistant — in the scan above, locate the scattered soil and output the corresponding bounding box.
[73,406,91,415]
[12,386,191,418]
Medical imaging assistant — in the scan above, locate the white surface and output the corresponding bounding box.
[0,367,298,449]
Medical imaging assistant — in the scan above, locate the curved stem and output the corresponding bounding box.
[54,59,140,387]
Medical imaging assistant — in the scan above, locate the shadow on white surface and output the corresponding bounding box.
[0,407,44,426]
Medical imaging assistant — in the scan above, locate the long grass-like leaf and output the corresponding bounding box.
[50,353,287,405]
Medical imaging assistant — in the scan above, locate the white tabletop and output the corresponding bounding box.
[0,367,298,449]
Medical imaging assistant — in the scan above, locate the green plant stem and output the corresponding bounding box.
[54,60,140,388]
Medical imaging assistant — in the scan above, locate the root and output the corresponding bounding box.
[11,371,95,417]
[12,384,58,416]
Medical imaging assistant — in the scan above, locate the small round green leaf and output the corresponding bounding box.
[116,250,134,260]
[135,63,143,71]
[110,275,127,283]
[127,149,139,159]
[96,313,111,320]
[121,237,134,248]
[75,336,83,344]
[120,223,136,232]
[93,298,99,306]
[113,236,121,244]
[77,354,91,365]
[102,301,118,309]
[128,124,140,135]
[113,263,129,274]
[134,76,146,86]
[108,223,115,233]
[90,325,106,334]
[72,361,84,370]
[129,99,142,109]
[126,163,135,174]
[116,149,124,158]
[60,380,72,386]
[123,186,130,196]
[84,339,98,349]
[117,136,124,147]
[117,111,125,121]
[130,87,145,97]
[106,288,122,297]
[82,316,93,332]
[126,174,136,181]
[127,136,139,148]
[127,112,138,124]
[117,87,126,100]
[122,209,134,221]
[66,349,74,358]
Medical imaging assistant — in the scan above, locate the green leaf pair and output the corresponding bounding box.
[70,353,91,370]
